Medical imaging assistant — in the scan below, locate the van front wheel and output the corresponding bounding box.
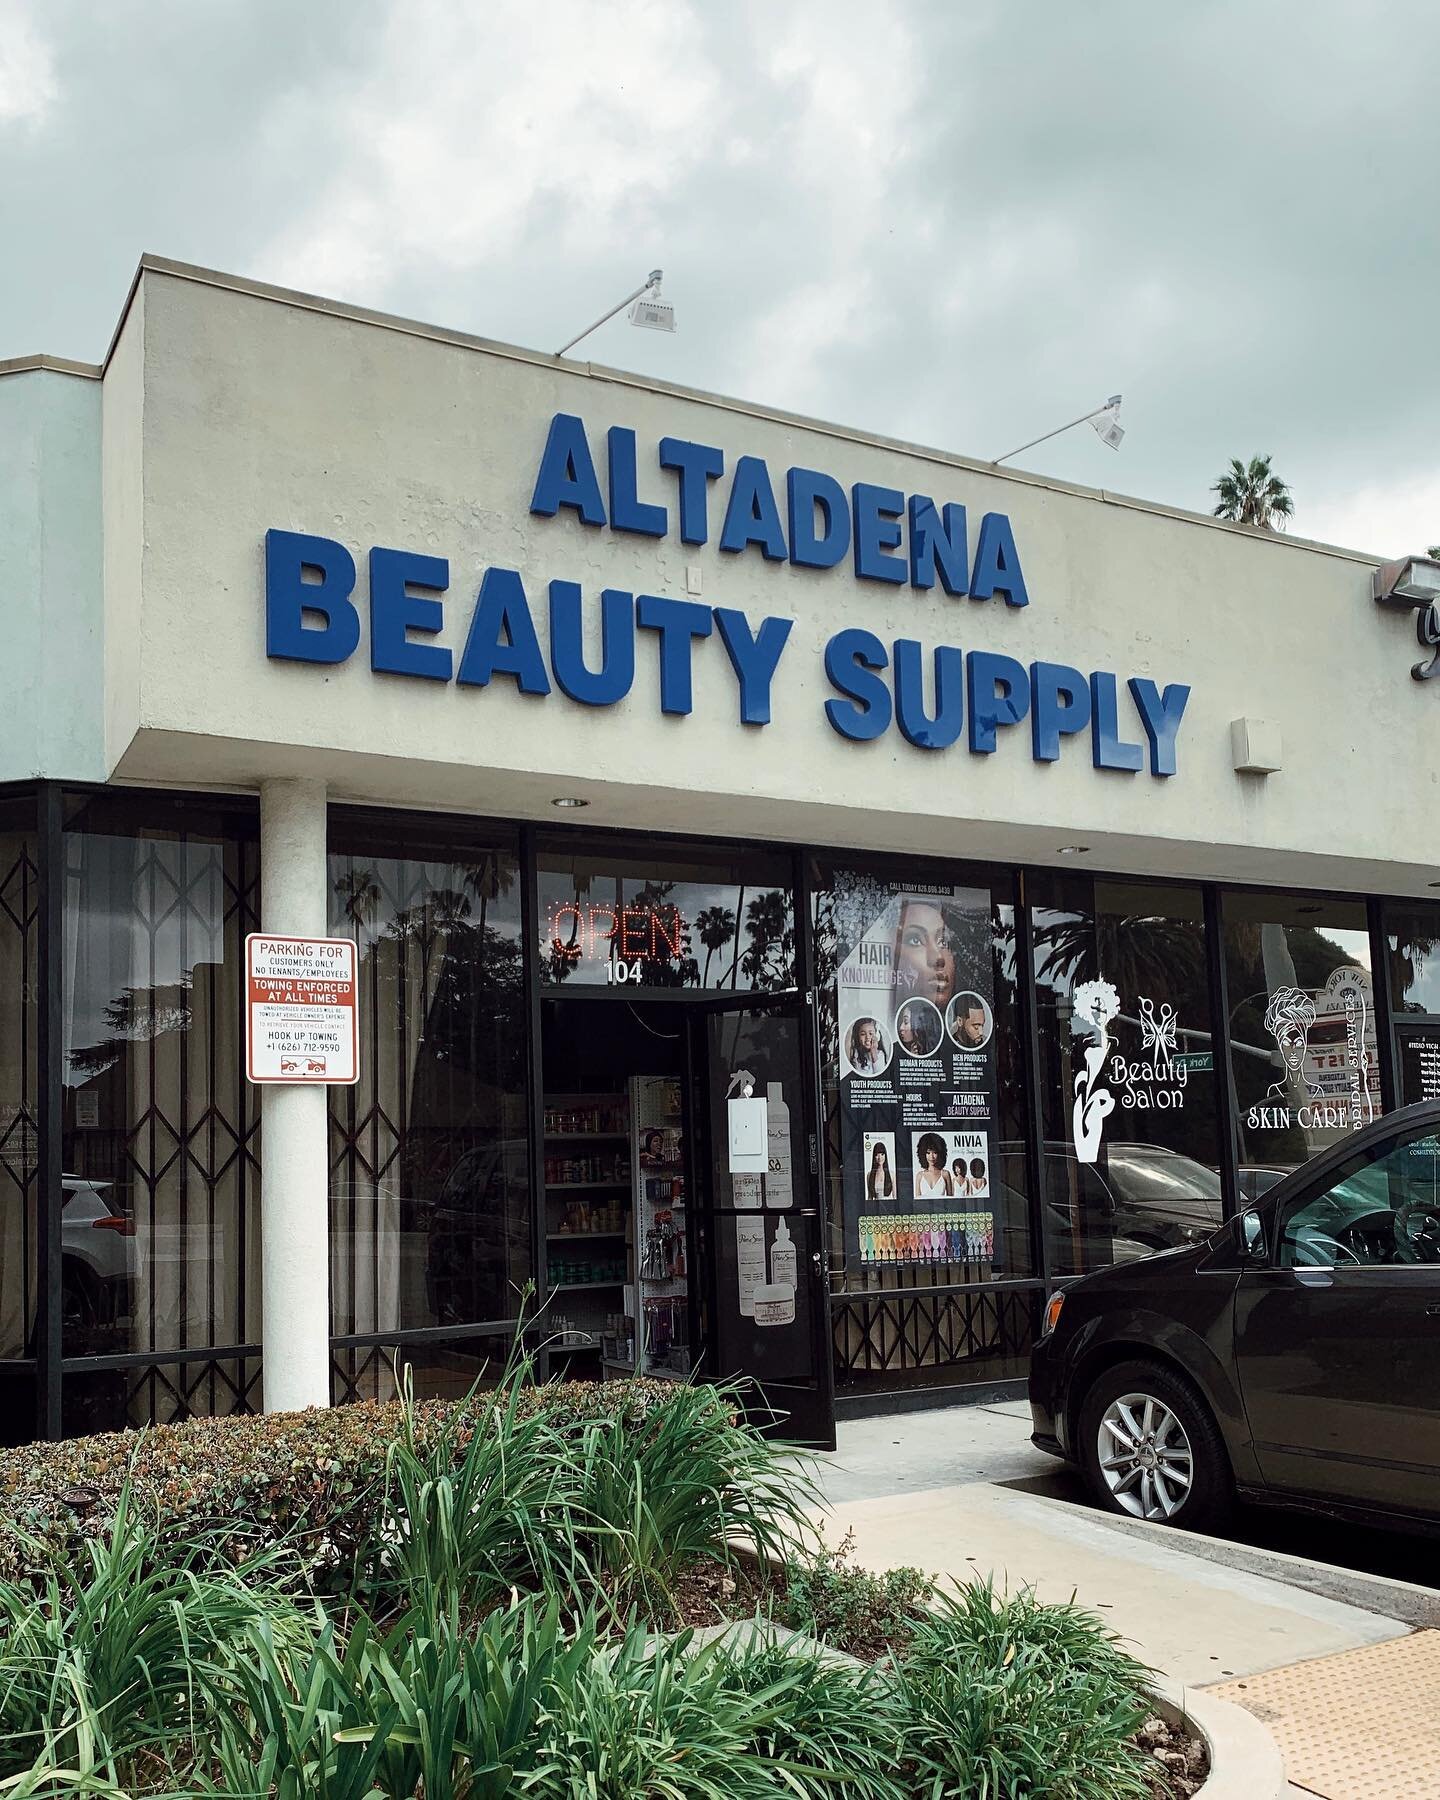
[1078,1359,1230,1532]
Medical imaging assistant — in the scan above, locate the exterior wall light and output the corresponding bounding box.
[1373,555,1440,609]
[551,796,590,809]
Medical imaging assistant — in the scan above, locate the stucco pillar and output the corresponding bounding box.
[259,777,331,1412]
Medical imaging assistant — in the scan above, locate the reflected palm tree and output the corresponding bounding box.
[695,905,736,987]
[740,890,793,991]
[333,866,382,940]
[1034,910,1206,1010]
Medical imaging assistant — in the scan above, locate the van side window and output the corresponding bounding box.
[1279,1130,1440,1268]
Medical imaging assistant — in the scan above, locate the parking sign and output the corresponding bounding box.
[245,934,359,1085]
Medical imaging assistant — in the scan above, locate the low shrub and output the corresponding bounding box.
[0,1486,295,1797]
[781,1528,933,1659]
[571,1381,819,1610]
[192,1593,904,1800]
[0,1369,675,1590]
[363,1362,596,1621]
[896,1578,1159,1799]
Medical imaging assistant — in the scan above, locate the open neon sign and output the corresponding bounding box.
[548,901,691,982]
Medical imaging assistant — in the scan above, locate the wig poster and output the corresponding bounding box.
[834,880,997,1268]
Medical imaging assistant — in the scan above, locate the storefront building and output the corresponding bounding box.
[2,257,1438,1446]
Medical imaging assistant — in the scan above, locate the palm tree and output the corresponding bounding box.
[1211,455,1294,530]
[695,905,736,986]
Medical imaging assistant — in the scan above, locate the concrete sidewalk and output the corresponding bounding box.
[813,1402,1435,1798]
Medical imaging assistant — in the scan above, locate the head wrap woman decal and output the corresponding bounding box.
[1264,985,1321,1101]
[1070,978,1120,1164]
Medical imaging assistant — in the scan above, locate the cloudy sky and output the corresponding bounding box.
[3,0,1437,555]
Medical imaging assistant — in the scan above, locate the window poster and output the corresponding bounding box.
[835,882,997,1267]
[1399,1030,1440,1107]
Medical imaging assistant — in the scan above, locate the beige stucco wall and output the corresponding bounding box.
[100,260,1436,896]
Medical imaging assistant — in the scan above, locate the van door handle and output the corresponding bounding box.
[1425,1305,1440,1317]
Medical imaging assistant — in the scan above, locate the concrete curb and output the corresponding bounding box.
[1150,1676,1288,1800]
[1012,1480,1440,1630]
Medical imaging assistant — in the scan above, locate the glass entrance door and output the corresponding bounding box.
[686,997,835,1449]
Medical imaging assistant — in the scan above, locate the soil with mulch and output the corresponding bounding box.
[1135,1710,1208,1797]
[668,1559,1210,1797]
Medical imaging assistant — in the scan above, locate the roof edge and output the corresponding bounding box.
[121,254,1382,568]
[0,353,102,380]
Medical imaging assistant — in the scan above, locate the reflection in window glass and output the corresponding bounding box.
[1031,877,1222,1275]
[0,800,38,1386]
[1223,891,1382,1180]
[329,824,530,1387]
[1386,902,1440,1017]
[59,794,261,1435]
[1279,1128,1440,1268]
[536,837,794,991]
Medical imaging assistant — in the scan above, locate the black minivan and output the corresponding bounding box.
[1029,1100,1440,1531]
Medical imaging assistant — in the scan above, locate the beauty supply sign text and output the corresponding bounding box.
[263,413,1191,775]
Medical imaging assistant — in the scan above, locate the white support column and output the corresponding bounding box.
[259,776,331,1412]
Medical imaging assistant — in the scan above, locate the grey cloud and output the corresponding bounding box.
[2,0,1437,550]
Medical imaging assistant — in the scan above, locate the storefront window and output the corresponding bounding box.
[329,819,530,1384]
[812,856,1031,1390]
[0,799,38,1406]
[60,793,260,1434]
[1386,902,1440,1018]
[1031,877,1222,1275]
[1383,900,1440,1107]
[332,1332,514,1407]
[536,836,794,991]
[1222,891,1381,1180]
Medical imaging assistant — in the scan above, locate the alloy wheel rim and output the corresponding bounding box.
[1097,1391,1193,1521]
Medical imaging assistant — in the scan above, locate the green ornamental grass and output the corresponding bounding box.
[0,1346,1175,1799]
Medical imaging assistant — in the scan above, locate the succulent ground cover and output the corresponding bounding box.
[0,1341,1205,1798]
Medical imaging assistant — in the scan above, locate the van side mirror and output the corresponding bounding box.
[1237,1209,1266,1261]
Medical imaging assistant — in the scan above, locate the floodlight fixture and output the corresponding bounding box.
[1372,554,1440,610]
[556,269,675,359]
[994,395,1124,467]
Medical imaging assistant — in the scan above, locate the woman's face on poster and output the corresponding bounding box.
[895,902,956,1006]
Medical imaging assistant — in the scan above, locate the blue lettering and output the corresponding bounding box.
[265,530,360,665]
[720,457,788,559]
[788,467,850,570]
[967,651,1030,753]
[908,497,968,594]
[530,413,606,525]
[457,567,550,694]
[894,640,964,750]
[970,512,1029,608]
[659,437,724,545]
[1129,678,1190,777]
[369,547,451,682]
[549,582,635,707]
[1030,661,1092,762]
[714,609,792,724]
[636,594,712,716]
[607,426,667,538]
[824,629,891,741]
[1090,671,1145,771]
[852,483,906,584]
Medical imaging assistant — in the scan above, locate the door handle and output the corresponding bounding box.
[1425,1305,1440,1317]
